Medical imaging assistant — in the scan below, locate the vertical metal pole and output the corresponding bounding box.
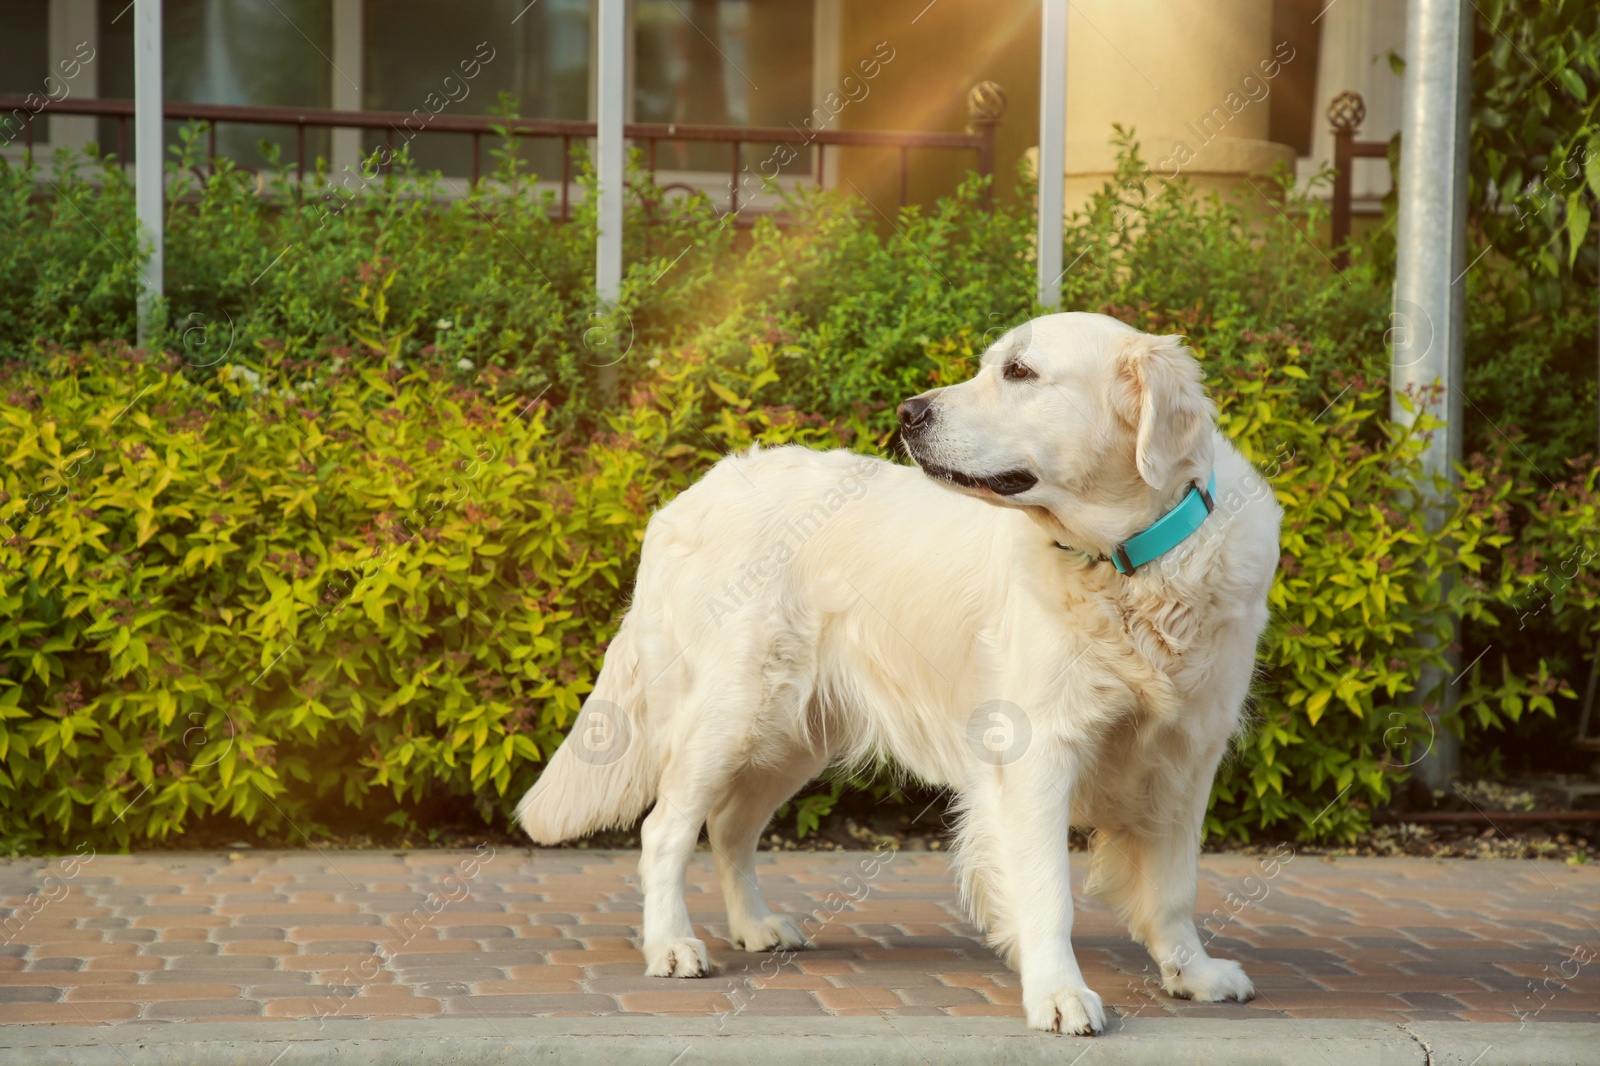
[1037,0,1067,308]
[595,0,625,400]
[1392,0,1472,789]
[595,0,624,296]
[134,0,163,345]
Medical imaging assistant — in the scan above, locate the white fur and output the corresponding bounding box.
[516,312,1282,1035]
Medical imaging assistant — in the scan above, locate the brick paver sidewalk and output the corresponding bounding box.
[1,848,1596,1028]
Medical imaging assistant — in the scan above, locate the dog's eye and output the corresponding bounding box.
[1003,361,1036,382]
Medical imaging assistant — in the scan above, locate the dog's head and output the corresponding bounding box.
[898,312,1216,555]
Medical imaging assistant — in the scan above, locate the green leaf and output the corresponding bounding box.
[1566,193,1591,267]
[1305,689,1331,725]
[1557,67,1588,102]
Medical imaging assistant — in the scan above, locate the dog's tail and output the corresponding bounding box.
[514,619,657,844]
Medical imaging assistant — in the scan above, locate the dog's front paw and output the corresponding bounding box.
[1025,983,1105,1035]
[1163,956,1255,1002]
[644,938,711,978]
[731,913,809,952]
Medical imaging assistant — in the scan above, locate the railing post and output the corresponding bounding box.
[1327,91,1365,271]
[966,81,1007,210]
[561,135,571,221]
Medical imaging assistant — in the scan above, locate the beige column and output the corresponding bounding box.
[812,0,842,189]
[46,0,98,155]
[331,0,363,173]
[1060,0,1296,210]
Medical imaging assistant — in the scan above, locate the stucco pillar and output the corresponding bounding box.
[46,0,98,156]
[1060,0,1297,210]
[330,0,363,174]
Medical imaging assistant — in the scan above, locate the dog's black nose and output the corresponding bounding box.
[897,396,933,431]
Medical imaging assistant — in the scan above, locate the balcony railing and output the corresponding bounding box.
[0,83,1007,221]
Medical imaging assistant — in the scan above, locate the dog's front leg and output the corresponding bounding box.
[1091,759,1255,1004]
[995,751,1106,1035]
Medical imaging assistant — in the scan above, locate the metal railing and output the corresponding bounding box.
[0,82,1007,220]
[1326,91,1391,270]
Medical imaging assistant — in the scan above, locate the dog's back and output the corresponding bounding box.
[517,443,1008,841]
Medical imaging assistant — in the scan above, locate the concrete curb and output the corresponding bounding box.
[1410,1020,1598,1066]
[1,1017,1595,1066]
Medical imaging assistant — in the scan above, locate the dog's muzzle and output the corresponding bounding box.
[897,396,1037,496]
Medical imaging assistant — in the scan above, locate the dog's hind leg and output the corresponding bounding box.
[637,673,765,979]
[707,751,829,953]
[638,750,728,978]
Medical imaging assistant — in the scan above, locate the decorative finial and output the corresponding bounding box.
[967,81,1007,128]
[1327,91,1367,133]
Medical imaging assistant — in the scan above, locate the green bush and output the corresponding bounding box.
[0,338,869,851]
[0,128,1592,852]
[1204,360,1575,839]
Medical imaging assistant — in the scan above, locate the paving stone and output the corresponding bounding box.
[481,937,581,951]
[1401,991,1470,1012]
[213,927,288,941]
[436,926,516,939]
[166,955,279,970]
[1342,936,1419,951]
[894,984,986,1007]
[77,918,130,931]
[25,958,84,972]
[113,906,213,917]
[138,941,220,957]
[439,993,619,1014]
[143,999,263,1019]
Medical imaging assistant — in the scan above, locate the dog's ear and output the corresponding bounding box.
[1110,333,1215,490]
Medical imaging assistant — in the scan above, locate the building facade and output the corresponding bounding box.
[1,0,1403,221]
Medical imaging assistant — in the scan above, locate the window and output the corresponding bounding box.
[363,0,815,180]
[94,0,333,166]
[363,0,586,181]
[635,0,814,174]
[0,1,51,146]
[5,0,818,182]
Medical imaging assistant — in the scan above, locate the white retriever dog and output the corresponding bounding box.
[517,312,1281,1034]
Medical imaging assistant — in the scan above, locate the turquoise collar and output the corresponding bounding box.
[1056,471,1216,576]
